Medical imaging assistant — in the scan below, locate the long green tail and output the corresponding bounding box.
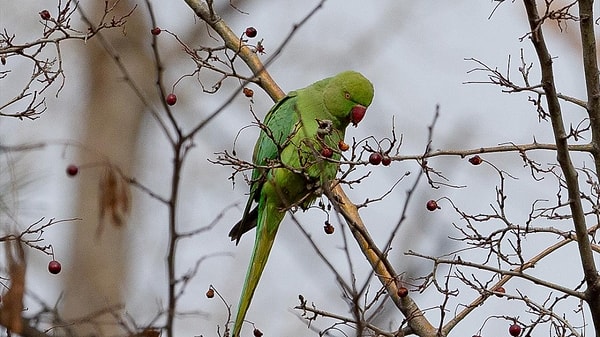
[232,200,285,337]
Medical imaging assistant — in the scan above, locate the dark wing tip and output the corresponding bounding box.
[228,207,259,245]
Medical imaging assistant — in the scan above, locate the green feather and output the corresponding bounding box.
[229,71,374,337]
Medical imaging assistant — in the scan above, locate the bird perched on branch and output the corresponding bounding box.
[229,70,374,337]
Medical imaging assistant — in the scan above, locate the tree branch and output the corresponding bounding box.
[330,185,437,337]
[523,0,599,332]
[576,0,600,328]
[182,0,284,101]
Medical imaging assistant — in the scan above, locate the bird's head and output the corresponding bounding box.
[323,71,374,128]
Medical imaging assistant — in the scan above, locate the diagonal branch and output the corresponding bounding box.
[330,185,437,337]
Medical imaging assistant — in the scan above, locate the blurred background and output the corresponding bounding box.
[0,1,593,336]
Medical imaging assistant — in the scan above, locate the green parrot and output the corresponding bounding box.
[229,70,374,337]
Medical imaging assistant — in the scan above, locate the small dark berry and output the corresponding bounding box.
[66,164,79,177]
[508,323,521,336]
[253,328,263,337]
[468,155,483,165]
[206,288,214,298]
[40,10,51,20]
[382,155,392,166]
[150,27,161,35]
[369,152,382,165]
[397,286,409,298]
[166,93,177,106]
[245,27,257,38]
[48,260,61,274]
[321,147,333,158]
[324,223,334,234]
[494,286,505,297]
[338,140,350,151]
[243,87,254,98]
[426,199,439,211]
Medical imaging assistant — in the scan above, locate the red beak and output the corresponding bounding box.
[350,104,367,127]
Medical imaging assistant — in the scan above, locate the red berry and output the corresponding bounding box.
[382,155,392,166]
[166,93,177,106]
[338,140,350,151]
[206,288,214,298]
[369,152,382,165]
[494,286,506,297]
[48,260,61,274]
[397,286,409,298]
[253,328,263,337]
[323,223,334,234]
[66,164,79,177]
[150,27,161,35]
[245,27,257,38]
[509,323,521,336]
[321,147,333,158]
[469,155,483,165]
[243,87,254,97]
[426,199,439,211]
[39,10,51,20]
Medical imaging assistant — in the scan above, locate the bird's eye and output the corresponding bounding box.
[344,92,351,99]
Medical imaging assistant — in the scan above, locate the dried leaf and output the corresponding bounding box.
[98,165,131,231]
[0,240,26,334]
